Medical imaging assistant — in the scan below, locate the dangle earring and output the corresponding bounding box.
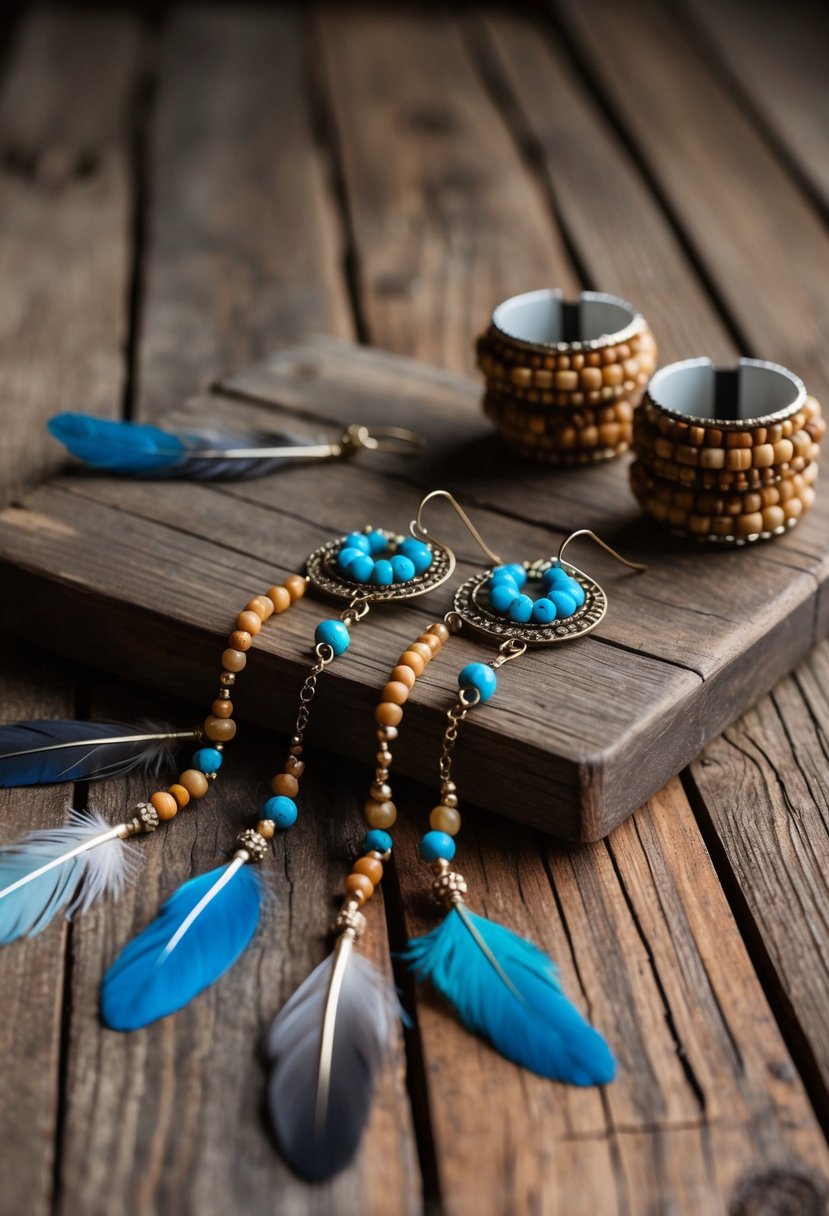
[265,497,501,1182]
[100,502,463,1032]
[0,579,306,947]
[400,521,646,1086]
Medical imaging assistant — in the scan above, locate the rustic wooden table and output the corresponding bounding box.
[1,3,829,1213]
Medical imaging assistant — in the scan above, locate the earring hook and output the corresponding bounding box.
[412,490,503,567]
[556,529,647,573]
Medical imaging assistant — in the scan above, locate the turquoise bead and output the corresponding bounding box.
[363,829,393,854]
[549,589,577,618]
[315,619,350,655]
[348,554,375,583]
[532,597,557,623]
[542,564,572,590]
[390,554,416,583]
[492,563,527,588]
[192,747,222,774]
[264,795,298,830]
[420,830,456,862]
[490,583,519,613]
[565,576,586,607]
[344,531,371,555]
[371,559,394,586]
[367,529,387,554]
[508,594,533,623]
[337,545,364,572]
[458,661,497,702]
[398,537,433,574]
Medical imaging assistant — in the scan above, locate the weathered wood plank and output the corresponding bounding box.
[313,5,578,376]
[392,778,829,1214]
[687,640,829,1125]
[0,6,140,502]
[0,640,76,1216]
[686,0,829,216]
[137,4,353,419]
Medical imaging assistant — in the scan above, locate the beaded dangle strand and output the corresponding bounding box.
[0,576,304,948]
[265,616,456,1183]
[100,510,460,1032]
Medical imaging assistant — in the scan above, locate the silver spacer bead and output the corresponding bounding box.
[431,868,468,908]
[371,781,392,801]
[378,725,398,742]
[335,900,367,938]
[126,802,159,835]
[235,828,268,862]
[220,671,236,687]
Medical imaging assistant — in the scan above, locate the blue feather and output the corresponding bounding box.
[402,905,615,1085]
[101,859,263,1031]
[48,413,309,480]
[0,720,187,787]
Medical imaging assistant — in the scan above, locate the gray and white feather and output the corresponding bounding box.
[266,946,399,1181]
[0,810,137,944]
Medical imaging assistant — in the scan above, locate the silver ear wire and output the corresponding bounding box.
[556,529,647,574]
[411,490,503,567]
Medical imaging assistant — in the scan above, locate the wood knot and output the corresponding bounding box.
[729,1167,828,1216]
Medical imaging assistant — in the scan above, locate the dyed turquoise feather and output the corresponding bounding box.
[402,905,615,1085]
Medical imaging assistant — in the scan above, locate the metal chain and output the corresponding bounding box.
[438,688,479,788]
[293,643,335,743]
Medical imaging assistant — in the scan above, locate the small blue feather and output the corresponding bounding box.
[48,413,308,480]
[101,860,263,1031]
[0,720,181,787]
[402,905,615,1085]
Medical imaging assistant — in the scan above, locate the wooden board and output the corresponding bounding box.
[0,336,826,841]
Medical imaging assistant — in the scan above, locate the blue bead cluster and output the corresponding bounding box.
[487,562,585,623]
[336,531,433,586]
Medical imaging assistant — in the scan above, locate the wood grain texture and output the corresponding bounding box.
[687,640,829,1125]
[393,777,829,1215]
[136,5,353,418]
[0,7,140,502]
[313,6,578,376]
[0,640,77,1216]
[685,0,829,215]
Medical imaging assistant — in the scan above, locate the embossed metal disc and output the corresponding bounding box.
[453,562,607,644]
[306,529,455,603]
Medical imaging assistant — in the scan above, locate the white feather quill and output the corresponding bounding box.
[266,937,399,1181]
[0,810,137,943]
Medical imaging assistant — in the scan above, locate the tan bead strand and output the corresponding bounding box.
[144,575,303,822]
[344,621,452,906]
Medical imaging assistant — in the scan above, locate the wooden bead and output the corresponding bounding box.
[364,799,397,829]
[247,595,274,620]
[430,804,461,835]
[168,783,190,809]
[390,664,416,690]
[762,505,785,531]
[345,873,374,905]
[267,585,292,614]
[283,574,306,602]
[284,756,305,778]
[179,769,209,798]
[726,449,751,471]
[204,716,236,742]
[222,648,247,673]
[428,622,450,644]
[773,438,794,464]
[151,791,178,821]
[228,630,252,652]
[271,773,299,798]
[211,698,233,718]
[257,819,276,840]
[398,650,425,677]
[409,642,433,664]
[354,856,383,885]
[236,610,261,635]
[752,443,775,469]
[375,702,403,727]
[736,512,763,537]
[382,681,409,706]
[416,633,441,655]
